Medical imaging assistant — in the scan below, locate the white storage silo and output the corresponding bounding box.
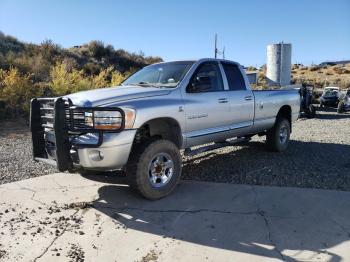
[266,43,292,86]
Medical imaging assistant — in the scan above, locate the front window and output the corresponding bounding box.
[323,89,339,97]
[123,61,194,88]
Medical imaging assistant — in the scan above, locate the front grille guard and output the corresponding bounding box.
[30,97,125,172]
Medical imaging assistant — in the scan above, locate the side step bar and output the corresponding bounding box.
[184,137,250,157]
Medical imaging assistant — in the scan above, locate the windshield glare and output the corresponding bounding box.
[123,62,194,88]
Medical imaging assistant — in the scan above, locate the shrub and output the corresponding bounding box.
[309,66,320,71]
[0,33,164,119]
[50,63,92,95]
[111,71,126,86]
[87,40,106,60]
[333,66,350,74]
[0,67,43,116]
[91,66,113,88]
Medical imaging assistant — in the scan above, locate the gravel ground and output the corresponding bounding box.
[1,108,350,190]
[0,120,56,184]
[183,108,350,190]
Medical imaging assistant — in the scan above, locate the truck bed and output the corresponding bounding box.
[251,89,300,132]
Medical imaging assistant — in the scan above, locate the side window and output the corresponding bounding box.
[188,63,224,92]
[222,63,246,91]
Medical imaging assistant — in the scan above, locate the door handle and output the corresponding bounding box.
[218,98,228,103]
[245,96,253,101]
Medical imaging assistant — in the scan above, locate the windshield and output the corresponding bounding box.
[323,89,339,97]
[123,61,194,88]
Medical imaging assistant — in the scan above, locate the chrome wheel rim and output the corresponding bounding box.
[279,125,288,144]
[148,153,174,188]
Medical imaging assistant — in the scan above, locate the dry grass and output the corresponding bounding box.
[291,63,350,89]
[253,63,350,89]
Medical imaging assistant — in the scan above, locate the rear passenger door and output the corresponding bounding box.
[221,62,254,134]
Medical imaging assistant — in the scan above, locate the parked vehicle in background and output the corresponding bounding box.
[30,58,300,199]
[320,87,340,108]
[337,89,350,113]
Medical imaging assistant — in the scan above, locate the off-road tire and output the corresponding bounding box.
[266,117,291,152]
[126,139,182,200]
[337,101,344,113]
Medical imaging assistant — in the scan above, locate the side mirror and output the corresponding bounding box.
[187,76,212,93]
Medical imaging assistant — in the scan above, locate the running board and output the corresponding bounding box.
[184,137,250,157]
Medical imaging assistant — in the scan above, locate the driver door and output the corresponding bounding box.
[182,62,231,147]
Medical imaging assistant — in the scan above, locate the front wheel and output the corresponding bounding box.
[126,139,182,200]
[266,117,291,152]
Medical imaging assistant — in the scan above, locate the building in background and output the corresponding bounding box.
[246,71,258,85]
[266,43,292,86]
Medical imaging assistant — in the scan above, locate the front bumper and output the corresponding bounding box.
[72,131,136,170]
[30,97,134,172]
[321,98,338,106]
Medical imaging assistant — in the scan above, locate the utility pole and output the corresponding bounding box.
[214,33,218,59]
[214,34,225,59]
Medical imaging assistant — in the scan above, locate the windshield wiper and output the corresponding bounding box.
[128,82,159,87]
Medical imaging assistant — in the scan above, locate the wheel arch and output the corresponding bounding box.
[133,117,183,148]
[276,105,292,132]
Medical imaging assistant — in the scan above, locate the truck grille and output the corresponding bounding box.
[39,98,91,131]
[30,96,124,172]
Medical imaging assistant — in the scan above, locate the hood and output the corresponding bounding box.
[65,85,171,107]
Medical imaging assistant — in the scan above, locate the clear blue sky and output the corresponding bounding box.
[1,0,349,66]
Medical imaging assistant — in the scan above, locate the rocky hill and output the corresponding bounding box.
[0,32,162,118]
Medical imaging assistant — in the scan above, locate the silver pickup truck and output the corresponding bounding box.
[30,58,300,199]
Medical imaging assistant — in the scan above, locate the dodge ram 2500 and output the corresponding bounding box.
[30,58,300,199]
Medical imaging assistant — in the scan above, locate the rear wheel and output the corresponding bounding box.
[126,139,182,200]
[266,117,291,152]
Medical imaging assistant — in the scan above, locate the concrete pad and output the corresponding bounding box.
[0,174,349,262]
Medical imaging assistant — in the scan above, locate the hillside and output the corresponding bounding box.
[291,63,350,89]
[0,32,162,118]
[251,63,350,90]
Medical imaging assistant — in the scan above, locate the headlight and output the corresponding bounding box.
[83,108,136,130]
[84,110,122,130]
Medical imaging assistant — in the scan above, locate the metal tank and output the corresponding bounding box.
[266,43,292,86]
